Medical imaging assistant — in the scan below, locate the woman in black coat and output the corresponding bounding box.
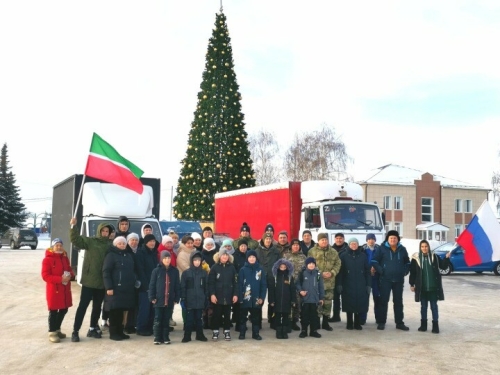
[103,236,137,341]
[337,238,371,330]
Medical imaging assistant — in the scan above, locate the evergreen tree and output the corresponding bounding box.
[174,10,255,221]
[0,143,27,233]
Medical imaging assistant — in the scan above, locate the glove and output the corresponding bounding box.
[336,285,342,295]
[366,286,372,295]
[180,299,186,310]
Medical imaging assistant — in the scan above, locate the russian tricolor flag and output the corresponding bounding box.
[457,200,500,266]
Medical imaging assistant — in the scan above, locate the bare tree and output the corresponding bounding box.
[284,124,352,181]
[248,129,282,185]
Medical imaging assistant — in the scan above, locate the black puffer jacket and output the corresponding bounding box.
[338,249,371,313]
[181,252,208,310]
[148,264,180,307]
[208,257,238,306]
[255,242,281,279]
[102,247,136,310]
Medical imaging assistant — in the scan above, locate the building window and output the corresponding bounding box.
[421,197,433,222]
[393,196,403,210]
[455,199,463,213]
[384,223,390,233]
[455,224,464,238]
[394,222,402,234]
[465,200,472,213]
[383,196,391,209]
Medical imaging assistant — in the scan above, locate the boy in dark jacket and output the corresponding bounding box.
[238,250,266,340]
[269,258,296,339]
[208,248,238,341]
[180,251,208,343]
[149,251,180,345]
[409,240,450,334]
[296,257,324,338]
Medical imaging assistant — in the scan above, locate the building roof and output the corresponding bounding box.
[357,164,489,190]
[416,222,450,231]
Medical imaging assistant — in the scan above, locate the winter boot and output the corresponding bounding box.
[418,319,428,332]
[182,330,192,343]
[322,316,333,331]
[432,321,440,334]
[310,329,322,338]
[282,326,289,339]
[196,329,208,342]
[299,325,308,338]
[119,325,130,340]
[276,326,283,339]
[329,310,341,322]
[48,332,60,343]
[396,323,410,331]
[346,313,354,330]
[109,326,123,341]
[56,329,66,339]
[354,314,363,330]
[291,319,301,331]
[71,331,80,342]
[252,325,262,340]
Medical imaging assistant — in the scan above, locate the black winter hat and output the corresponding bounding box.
[386,230,400,242]
[143,234,156,246]
[246,249,258,260]
[265,223,274,232]
[291,239,300,246]
[192,251,203,261]
[238,238,248,248]
[240,222,250,232]
[118,216,129,223]
[160,250,171,260]
[305,257,316,266]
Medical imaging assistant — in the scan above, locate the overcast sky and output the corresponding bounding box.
[1,0,499,220]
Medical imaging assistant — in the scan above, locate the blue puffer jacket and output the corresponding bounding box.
[371,242,410,283]
[238,261,267,309]
[148,264,180,307]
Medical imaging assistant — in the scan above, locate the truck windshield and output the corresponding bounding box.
[88,220,162,242]
[323,203,383,230]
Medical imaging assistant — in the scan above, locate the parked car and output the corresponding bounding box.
[0,228,38,250]
[159,220,203,239]
[433,242,500,276]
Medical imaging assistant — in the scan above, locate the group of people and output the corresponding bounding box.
[41,218,451,344]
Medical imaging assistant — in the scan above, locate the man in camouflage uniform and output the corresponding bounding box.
[285,239,306,331]
[308,233,341,331]
[232,222,259,250]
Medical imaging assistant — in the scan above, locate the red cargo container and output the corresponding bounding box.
[215,182,302,240]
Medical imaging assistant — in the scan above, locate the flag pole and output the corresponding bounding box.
[71,174,87,228]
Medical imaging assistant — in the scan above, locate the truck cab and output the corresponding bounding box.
[300,181,385,244]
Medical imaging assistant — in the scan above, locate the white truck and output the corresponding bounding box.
[51,174,162,281]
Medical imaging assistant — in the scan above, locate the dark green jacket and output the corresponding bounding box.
[70,222,112,289]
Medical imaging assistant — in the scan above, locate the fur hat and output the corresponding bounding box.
[162,235,174,246]
[305,257,316,266]
[386,230,400,242]
[51,238,63,246]
[113,236,127,246]
[348,237,359,245]
[246,249,258,260]
[272,258,294,277]
[127,233,139,241]
[238,238,248,248]
[317,233,328,241]
[240,222,250,233]
[160,250,171,260]
[191,232,202,240]
[366,233,376,241]
[334,232,344,238]
[143,234,156,246]
[265,223,274,232]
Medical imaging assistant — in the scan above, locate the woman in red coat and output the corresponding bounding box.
[41,238,74,343]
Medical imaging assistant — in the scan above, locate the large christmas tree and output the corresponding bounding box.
[174,10,255,221]
[0,143,27,233]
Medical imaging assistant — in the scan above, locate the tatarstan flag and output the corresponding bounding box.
[85,133,144,194]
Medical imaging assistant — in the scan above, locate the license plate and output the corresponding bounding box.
[24,236,33,240]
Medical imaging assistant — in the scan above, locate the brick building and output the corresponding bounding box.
[357,164,490,241]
